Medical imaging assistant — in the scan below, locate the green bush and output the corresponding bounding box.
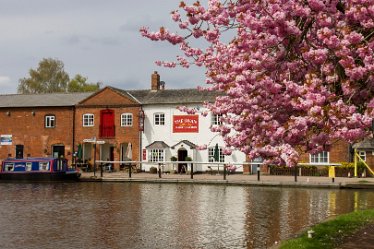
[149,166,158,174]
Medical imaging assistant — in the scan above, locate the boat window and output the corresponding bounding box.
[39,162,50,171]
[4,163,14,171]
[26,162,32,171]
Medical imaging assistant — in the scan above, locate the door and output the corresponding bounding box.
[16,145,24,159]
[177,148,188,173]
[100,109,115,138]
[52,145,65,158]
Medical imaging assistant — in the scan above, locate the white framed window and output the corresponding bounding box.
[358,150,366,161]
[310,151,329,164]
[211,114,223,126]
[45,115,55,128]
[154,113,165,126]
[83,114,94,127]
[208,147,225,162]
[149,149,165,162]
[121,113,133,127]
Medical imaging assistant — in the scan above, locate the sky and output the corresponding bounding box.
[0,0,206,94]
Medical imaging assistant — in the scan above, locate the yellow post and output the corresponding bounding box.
[354,148,358,177]
[329,166,336,182]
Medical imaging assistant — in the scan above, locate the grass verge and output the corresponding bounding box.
[279,209,374,249]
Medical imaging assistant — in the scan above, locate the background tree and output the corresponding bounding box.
[18,58,100,94]
[18,58,69,94]
[141,0,374,166]
[68,74,101,92]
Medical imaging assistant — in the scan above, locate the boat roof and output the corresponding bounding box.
[3,157,61,162]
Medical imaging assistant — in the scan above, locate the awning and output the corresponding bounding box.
[145,141,169,150]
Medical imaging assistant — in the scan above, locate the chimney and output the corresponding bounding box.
[151,71,160,91]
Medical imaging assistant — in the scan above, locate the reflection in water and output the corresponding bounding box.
[0,183,373,249]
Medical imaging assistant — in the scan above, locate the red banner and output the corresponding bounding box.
[173,115,199,133]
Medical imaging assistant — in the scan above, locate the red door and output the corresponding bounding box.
[100,110,115,138]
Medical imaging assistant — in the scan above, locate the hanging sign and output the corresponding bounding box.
[173,115,199,133]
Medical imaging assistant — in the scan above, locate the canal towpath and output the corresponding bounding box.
[79,171,374,189]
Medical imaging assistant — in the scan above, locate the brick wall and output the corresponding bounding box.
[75,88,142,171]
[0,107,74,162]
[298,140,351,164]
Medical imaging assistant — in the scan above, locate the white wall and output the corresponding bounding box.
[141,104,246,172]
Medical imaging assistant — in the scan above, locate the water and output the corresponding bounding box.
[0,182,373,249]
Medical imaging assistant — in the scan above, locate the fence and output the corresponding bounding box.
[93,160,260,180]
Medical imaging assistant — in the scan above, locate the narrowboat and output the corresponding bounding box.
[0,157,81,181]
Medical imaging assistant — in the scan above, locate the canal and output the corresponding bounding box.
[0,182,373,249]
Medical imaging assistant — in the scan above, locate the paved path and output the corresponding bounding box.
[79,171,374,189]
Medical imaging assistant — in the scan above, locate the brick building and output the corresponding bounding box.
[0,92,90,161]
[0,72,372,173]
[75,87,143,171]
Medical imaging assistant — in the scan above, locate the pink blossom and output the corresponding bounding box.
[142,0,374,166]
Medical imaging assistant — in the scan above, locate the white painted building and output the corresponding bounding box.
[128,72,247,173]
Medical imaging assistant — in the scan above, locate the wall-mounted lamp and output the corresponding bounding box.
[6,111,10,116]
[31,111,35,116]
[138,108,145,132]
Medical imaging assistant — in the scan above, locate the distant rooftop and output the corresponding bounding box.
[0,92,93,108]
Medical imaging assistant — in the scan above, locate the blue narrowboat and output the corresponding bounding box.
[0,157,81,181]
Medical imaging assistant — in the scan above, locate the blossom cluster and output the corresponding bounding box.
[142,0,374,166]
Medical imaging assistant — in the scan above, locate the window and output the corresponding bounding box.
[211,114,223,126]
[149,149,165,162]
[154,113,165,125]
[45,115,55,128]
[83,114,94,127]
[358,151,366,161]
[26,162,32,171]
[4,163,14,171]
[39,162,50,171]
[121,113,133,127]
[310,151,329,164]
[208,147,225,162]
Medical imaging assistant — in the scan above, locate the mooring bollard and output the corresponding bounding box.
[158,163,162,178]
[257,165,260,181]
[190,163,193,179]
[100,163,103,177]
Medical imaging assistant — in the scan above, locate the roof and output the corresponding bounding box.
[353,139,374,149]
[77,86,141,105]
[0,92,93,108]
[127,89,220,105]
[145,141,170,149]
[171,140,196,149]
[0,87,221,108]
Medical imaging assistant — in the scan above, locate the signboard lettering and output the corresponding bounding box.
[173,115,199,133]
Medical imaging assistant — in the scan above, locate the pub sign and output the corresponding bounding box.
[173,115,199,133]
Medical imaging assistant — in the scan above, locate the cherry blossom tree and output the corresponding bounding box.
[141,0,374,166]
